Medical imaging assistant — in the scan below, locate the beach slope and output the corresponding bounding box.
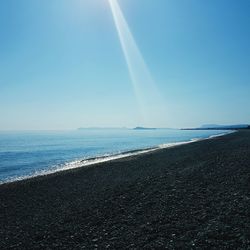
[0,131,249,249]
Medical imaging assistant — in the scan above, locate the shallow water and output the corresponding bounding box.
[0,129,232,183]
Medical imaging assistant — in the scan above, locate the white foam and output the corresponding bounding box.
[208,131,235,139]
[0,131,235,185]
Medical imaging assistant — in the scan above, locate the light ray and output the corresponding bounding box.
[108,0,166,126]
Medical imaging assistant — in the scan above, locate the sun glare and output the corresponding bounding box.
[108,0,167,126]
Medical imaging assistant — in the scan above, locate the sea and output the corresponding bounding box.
[0,128,232,184]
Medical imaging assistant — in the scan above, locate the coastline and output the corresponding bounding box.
[0,130,249,249]
[0,130,234,185]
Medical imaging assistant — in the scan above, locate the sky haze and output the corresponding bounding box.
[0,0,249,130]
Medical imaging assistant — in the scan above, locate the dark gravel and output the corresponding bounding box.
[0,131,250,249]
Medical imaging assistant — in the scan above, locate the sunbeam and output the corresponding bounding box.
[108,0,167,126]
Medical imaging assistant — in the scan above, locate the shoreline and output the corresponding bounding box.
[1,130,249,249]
[0,130,235,186]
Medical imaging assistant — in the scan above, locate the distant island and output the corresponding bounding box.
[133,127,157,130]
[182,124,250,130]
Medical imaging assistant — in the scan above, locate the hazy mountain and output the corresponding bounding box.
[133,127,157,130]
[201,124,249,129]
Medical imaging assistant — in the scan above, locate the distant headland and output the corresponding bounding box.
[182,124,250,130]
[133,127,157,130]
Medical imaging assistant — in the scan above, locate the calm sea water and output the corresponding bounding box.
[0,129,231,183]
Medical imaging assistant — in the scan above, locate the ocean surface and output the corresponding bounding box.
[0,129,232,184]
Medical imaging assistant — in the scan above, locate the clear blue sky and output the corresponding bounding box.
[0,0,249,130]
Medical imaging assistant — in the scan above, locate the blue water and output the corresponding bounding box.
[0,129,231,183]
